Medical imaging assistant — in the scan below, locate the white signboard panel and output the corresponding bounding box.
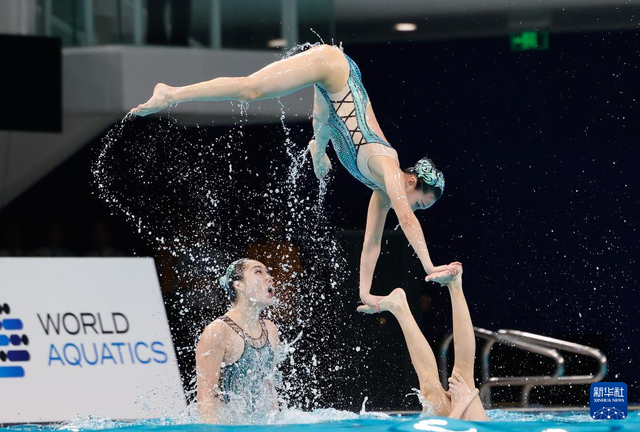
[0,258,186,423]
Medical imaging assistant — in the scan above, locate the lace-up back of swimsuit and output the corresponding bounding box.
[315,53,398,190]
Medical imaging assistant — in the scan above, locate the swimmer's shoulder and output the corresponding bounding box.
[264,320,278,336]
[263,319,280,347]
[199,318,233,346]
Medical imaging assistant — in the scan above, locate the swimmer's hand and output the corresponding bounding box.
[308,140,332,180]
[358,293,385,313]
[425,262,462,285]
[130,83,173,116]
[446,371,479,418]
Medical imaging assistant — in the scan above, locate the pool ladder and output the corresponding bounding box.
[439,327,607,407]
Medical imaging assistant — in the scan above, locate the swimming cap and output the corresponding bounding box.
[414,158,445,193]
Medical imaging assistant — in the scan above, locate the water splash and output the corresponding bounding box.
[267,97,348,411]
[309,28,325,45]
[93,101,349,418]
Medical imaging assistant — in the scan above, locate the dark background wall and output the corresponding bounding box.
[334,32,639,409]
[1,30,637,410]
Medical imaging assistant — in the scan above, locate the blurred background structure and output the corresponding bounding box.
[0,0,638,412]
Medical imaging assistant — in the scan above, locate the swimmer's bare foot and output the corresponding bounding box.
[130,83,173,116]
[357,288,407,315]
[425,262,463,287]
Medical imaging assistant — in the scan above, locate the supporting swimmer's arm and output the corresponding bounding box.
[379,162,437,274]
[196,321,228,424]
[359,190,390,306]
[446,371,480,420]
[448,393,479,420]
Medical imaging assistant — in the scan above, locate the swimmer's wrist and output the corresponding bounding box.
[424,265,434,274]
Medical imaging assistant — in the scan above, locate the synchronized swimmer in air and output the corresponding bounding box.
[131,43,477,422]
[131,43,462,310]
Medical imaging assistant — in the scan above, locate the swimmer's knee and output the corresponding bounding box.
[311,45,346,72]
[310,44,341,58]
[322,44,343,57]
[239,76,262,101]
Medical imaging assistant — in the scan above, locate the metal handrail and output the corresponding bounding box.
[439,326,607,407]
[494,329,608,405]
[499,329,608,366]
[439,327,565,406]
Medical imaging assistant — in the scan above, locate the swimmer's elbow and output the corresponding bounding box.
[397,211,417,228]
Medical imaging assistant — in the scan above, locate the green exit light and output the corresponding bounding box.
[510,31,549,51]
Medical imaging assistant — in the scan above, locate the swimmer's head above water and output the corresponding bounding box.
[219,259,276,307]
[403,157,445,211]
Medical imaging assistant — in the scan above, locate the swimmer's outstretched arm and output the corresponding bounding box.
[359,160,461,308]
[359,189,390,307]
[131,45,349,116]
[380,159,456,268]
[195,321,229,424]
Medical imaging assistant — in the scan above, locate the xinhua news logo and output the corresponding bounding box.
[590,382,627,420]
[0,303,30,379]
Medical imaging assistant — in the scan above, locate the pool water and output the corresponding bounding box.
[3,410,639,432]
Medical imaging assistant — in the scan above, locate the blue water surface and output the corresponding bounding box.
[3,410,639,432]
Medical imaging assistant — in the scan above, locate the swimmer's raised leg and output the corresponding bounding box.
[131,44,349,116]
[358,288,451,414]
[429,269,489,421]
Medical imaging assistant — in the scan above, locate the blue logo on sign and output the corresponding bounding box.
[0,303,29,378]
[590,382,627,420]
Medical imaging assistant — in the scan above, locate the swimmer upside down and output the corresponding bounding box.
[359,268,489,420]
[132,43,461,309]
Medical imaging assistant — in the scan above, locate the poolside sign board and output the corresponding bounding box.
[0,258,186,423]
[590,382,627,420]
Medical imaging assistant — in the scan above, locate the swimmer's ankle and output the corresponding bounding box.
[447,285,462,296]
[161,84,179,104]
[382,288,409,314]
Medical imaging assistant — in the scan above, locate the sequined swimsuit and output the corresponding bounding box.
[218,316,275,408]
[315,53,394,189]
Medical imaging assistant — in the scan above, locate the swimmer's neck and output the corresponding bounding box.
[226,300,264,328]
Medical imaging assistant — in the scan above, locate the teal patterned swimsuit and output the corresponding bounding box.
[218,316,275,413]
[315,53,394,189]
